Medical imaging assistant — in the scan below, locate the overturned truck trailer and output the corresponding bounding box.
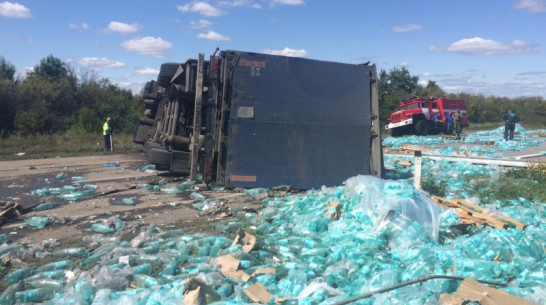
[133,50,383,189]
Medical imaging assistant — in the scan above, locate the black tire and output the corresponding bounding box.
[132,124,151,144]
[414,120,428,136]
[157,63,181,88]
[390,127,404,137]
[144,109,154,118]
[143,142,164,155]
[140,117,155,126]
[143,81,161,100]
[148,148,172,167]
[144,99,156,109]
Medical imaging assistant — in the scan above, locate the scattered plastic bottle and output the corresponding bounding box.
[0,282,23,305]
[15,287,58,303]
[84,184,99,191]
[133,274,159,288]
[51,247,87,258]
[32,202,55,211]
[90,223,115,234]
[32,260,73,274]
[71,176,88,182]
[121,197,135,205]
[55,172,64,180]
[4,268,31,285]
[132,264,153,275]
[0,234,8,245]
[58,192,87,201]
[25,216,50,228]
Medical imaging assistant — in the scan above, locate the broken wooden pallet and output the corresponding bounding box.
[432,196,527,230]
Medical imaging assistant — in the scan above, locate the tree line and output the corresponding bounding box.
[0,55,143,137]
[378,67,546,128]
[0,55,544,138]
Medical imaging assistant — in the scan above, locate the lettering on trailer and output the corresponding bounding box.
[229,175,257,182]
[238,60,265,77]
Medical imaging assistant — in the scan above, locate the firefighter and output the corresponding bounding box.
[502,109,520,141]
[445,112,454,135]
[453,110,463,138]
[103,117,112,152]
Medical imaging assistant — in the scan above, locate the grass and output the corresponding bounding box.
[0,130,143,161]
[422,163,546,202]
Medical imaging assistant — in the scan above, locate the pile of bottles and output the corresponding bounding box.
[1,175,543,304]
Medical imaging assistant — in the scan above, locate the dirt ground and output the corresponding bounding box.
[0,152,282,250]
[0,137,543,253]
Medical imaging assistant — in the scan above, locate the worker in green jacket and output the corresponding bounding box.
[103,117,112,152]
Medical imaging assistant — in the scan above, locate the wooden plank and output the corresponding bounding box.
[432,196,527,230]
[453,198,527,229]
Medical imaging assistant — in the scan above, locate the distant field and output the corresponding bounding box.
[0,130,142,161]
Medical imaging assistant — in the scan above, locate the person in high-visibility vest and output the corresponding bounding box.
[103,117,112,152]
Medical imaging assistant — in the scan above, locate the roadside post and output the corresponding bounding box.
[414,150,422,190]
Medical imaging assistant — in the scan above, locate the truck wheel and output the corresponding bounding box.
[132,124,151,144]
[143,142,164,155]
[391,128,404,137]
[414,120,428,135]
[157,63,181,88]
[148,148,172,167]
[140,117,155,126]
[144,99,156,109]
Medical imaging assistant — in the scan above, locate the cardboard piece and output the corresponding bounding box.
[182,277,221,305]
[215,253,252,282]
[215,253,240,271]
[231,230,256,253]
[251,267,276,276]
[326,201,342,221]
[439,278,535,305]
[243,282,290,304]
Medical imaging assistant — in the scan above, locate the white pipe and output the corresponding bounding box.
[386,153,532,168]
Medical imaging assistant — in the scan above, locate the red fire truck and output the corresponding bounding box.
[385,97,468,136]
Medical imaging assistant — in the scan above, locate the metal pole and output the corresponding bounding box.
[414,150,422,190]
[190,53,205,181]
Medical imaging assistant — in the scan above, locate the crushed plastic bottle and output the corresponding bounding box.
[55,172,64,180]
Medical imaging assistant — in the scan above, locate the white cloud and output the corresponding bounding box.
[108,21,140,34]
[422,72,431,77]
[446,37,538,55]
[260,47,309,58]
[399,62,409,68]
[178,2,224,17]
[272,0,305,5]
[197,30,230,41]
[513,0,546,13]
[189,19,212,29]
[116,81,145,95]
[121,36,173,58]
[218,0,262,8]
[136,68,160,75]
[0,1,31,18]
[69,22,90,30]
[428,45,445,51]
[79,57,125,68]
[392,24,422,33]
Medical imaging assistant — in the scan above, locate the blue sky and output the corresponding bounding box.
[1,0,545,98]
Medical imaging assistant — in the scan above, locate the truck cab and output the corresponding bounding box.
[386,97,468,136]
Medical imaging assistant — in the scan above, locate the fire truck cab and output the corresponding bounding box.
[385,97,468,136]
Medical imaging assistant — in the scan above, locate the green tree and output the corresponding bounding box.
[0,57,17,136]
[28,55,68,81]
[0,56,16,81]
[378,66,420,125]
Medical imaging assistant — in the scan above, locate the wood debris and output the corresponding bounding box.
[432,196,527,230]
